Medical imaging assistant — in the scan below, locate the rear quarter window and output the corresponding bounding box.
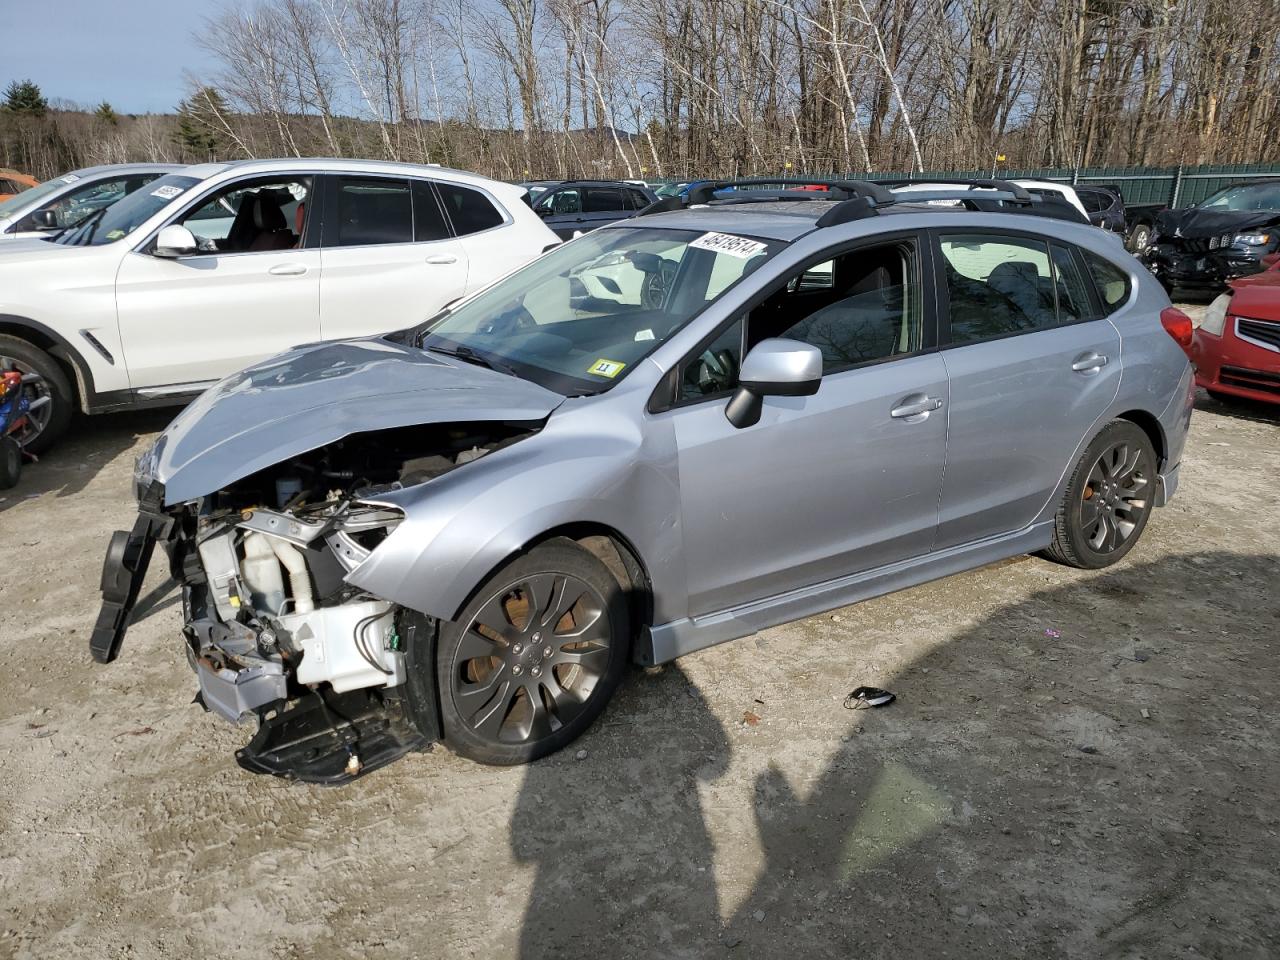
[437,182,504,235]
[1085,253,1131,313]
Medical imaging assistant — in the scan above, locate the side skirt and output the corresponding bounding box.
[641,521,1055,665]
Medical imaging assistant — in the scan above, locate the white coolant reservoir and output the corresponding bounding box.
[281,600,406,693]
[240,533,286,614]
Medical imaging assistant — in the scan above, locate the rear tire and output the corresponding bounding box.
[0,335,74,453]
[1127,223,1152,253]
[435,539,630,765]
[1043,420,1158,570]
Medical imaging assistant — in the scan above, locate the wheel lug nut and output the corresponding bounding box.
[532,632,542,642]
[513,643,523,654]
[531,666,542,678]
[512,664,523,676]
[543,646,552,657]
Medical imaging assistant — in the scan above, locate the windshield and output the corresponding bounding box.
[1200,182,1280,212]
[419,226,782,394]
[0,173,73,217]
[56,173,201,246]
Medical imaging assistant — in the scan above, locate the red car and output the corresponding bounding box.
[1189,253,1280,404]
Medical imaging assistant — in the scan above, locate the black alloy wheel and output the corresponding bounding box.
[436,539,630,765]
[1045,420,1158,569]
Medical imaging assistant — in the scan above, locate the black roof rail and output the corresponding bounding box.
[685,177,896,206]
[875,178,1034,203]
[635,177,893,223]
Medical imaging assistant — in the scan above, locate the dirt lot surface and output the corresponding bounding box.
[2,343,1278,958]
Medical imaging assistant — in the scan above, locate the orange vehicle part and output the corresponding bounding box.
[0,168,39,201]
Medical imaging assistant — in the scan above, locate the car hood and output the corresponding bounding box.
[1228,267,1280,322]
[1155,207,1280,240]
[0,236,77,257]
[152,338,567,505]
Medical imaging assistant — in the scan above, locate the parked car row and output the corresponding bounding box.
[0,159,560,453]
[79,174,1193,782]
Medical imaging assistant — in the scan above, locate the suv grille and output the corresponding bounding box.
[1237,317,1280,351]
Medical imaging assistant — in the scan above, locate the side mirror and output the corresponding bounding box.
[35,209,59,229]
[725,338,822,429]
[153,224,198,259]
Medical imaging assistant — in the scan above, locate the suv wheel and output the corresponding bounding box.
[0,335,73,453]
[1044,420,1158,570]
[435,539,630,765]
[1127,223,1152,253]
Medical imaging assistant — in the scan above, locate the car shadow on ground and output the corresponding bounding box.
[1196,389,1280,424]
[512,551,1280,958]
[0,408,173,516]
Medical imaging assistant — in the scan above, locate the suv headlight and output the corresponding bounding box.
[1200,293,1231,336]
[1234,233,1272,246]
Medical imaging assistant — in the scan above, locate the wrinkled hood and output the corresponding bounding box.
[1155,206,1280,240]
[153,338,566,504]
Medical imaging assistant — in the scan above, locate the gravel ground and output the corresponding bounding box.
[1,324,1278,959]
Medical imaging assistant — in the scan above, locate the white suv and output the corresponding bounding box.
[0,159,559,450]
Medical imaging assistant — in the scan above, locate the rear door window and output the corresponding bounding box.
[437,182,505,235]
[1049,244,1093,322]
[939,234,1058,342]
[583,188,624,213]
[411,180,451,242]
[335,177,413,246]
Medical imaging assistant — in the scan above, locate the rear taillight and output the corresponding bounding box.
[1160,307,1194,349]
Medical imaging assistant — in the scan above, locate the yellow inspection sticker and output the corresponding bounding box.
[588,358,626,378]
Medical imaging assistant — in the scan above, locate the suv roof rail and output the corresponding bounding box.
[875,178,1035,202]
[632,175,1087,227]
[636,177,894,223]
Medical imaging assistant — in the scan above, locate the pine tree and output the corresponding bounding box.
[174,88,228,157]
[3,79,48,117]
[94,101,119,126]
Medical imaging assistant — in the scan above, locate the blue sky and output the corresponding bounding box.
[3,0,227,114]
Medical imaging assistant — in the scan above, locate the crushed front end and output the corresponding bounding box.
[91,422,532,783]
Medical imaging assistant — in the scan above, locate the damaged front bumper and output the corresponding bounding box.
[90,480,439,784]
[1143,243,1268,289]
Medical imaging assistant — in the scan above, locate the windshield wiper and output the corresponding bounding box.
[427,344,517,377]
[56,205,107,246]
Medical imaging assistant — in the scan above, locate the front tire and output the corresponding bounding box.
[1044,420,1158,570]
[435,539,630,765]
[0,335,74,453]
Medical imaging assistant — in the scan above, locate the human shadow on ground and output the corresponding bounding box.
[513,551,1280,959]
[0,407,173,515]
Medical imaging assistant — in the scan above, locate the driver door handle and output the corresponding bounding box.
[890,394,944,422]
[268,263,308,276]
[1071,352,1108,373]
[426,254,458,265]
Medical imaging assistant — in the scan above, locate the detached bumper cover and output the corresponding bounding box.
[89,481,171,664]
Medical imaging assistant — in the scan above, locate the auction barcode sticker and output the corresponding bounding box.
[61,174,81,183]
[151,185,184,200]
[689,232,767,259]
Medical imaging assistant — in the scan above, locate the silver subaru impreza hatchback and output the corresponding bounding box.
[92,179,1194,782]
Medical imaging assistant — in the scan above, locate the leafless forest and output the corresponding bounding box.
[4,0,1280,181]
